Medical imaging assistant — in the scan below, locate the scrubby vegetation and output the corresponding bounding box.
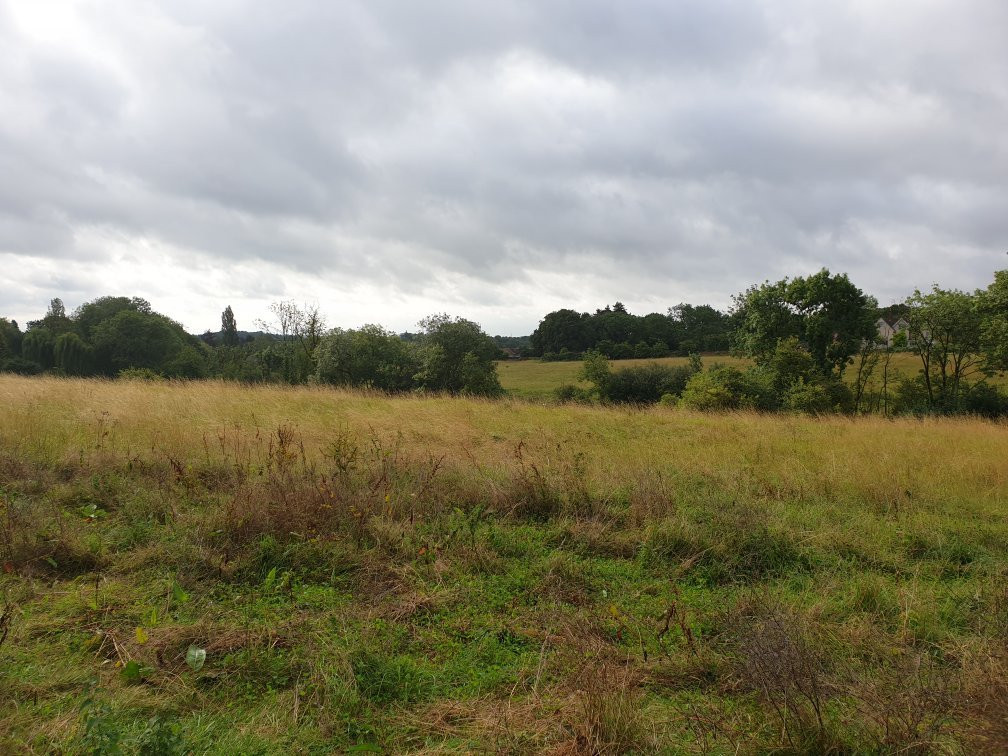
[1,376,1007,753]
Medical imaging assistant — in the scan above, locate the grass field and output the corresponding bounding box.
[497,352,1005,401]
[1,376,1007,753]
[497,355,751,399]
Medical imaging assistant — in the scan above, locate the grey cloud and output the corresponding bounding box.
[1,0,1006,332]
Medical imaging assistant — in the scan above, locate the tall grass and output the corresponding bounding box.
[0,374,1006,753]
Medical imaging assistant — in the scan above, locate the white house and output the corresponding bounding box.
[875,316,911,348]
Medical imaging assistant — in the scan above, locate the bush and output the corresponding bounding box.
[315,325,417,392]
[118,367,164,381]
[0,357,42,376]
[679,366,774,411]
[890,373,934,415]
[781,377,853,414]
[962,381,1008,418]
[604,362,696,404]
[413,315,503,396]
[554,383,593,404]
[162,345,209,379]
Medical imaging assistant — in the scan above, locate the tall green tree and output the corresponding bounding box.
[0,318,21,359]
[54,332,93,376]
[21,329,55,369]
[73,296,152,340]
[221,305,239,347]
[27,298,75,337]
[413,314,502,396]
[731,269,877,376]
[91,310,190,376]
[905,286,986,411]
[531,309,592,355]
[315,325,417,392]
[979,269,1008,372]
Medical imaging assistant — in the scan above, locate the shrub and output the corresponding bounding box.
[604,362,696,404]
[413,315,503,396]
[679,366,774,411]
[781,377,853,414]
[119,367,164,381]
[161,345,209,379]
[890,373,934,415]
[553,383,592,404]
[962,381,1008,418]
[315,325,417,392]
[0,357,42,376]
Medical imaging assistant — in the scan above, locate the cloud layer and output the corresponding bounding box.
[2,0,1006,333]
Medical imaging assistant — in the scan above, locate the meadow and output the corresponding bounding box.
[1,375,1007,753]
[496,352,997,402]
[496,355,750,399]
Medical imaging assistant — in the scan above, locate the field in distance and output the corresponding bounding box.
[497,351,1003,400]
[497,354,751,399]
[1,375,1007,753]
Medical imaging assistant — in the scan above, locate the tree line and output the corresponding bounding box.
[0,297,506,396]
[530,302,731,360]
[1,267,1006,414]
[555,269,1008,417]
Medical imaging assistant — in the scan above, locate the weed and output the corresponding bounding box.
[136,714,186,756]
[79,677,123,755]
[855,653,957,752]
[351,650,432,705]
[733,602,836,751]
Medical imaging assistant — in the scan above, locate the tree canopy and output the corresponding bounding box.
[731,269,877,376]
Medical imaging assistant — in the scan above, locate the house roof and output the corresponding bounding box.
[877,315,908,328]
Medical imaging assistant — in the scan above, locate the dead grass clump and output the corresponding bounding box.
[396,696,561,753]
[213,425,452,551]
[498,441,602,522]
[146,621,297,670]
[353,558,411,604]
[0,452,41,487]
[554,520,640,560]
[625,470,679,524]
[376,587,458,623]
[959,643,1008,752]
[555,664,653,755]
[639,517,706,567]
[536,552,594,606]
[647,649,726,694]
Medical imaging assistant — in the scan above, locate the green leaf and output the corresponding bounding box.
[120,660,146,684]
[171,581,190,605]
[135,626,149,645]
[263,566,277,593]
[186,645,206,672]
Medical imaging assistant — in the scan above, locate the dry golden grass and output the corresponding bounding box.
[2,375,1005,515]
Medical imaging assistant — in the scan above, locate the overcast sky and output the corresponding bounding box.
[2,1,1006,335]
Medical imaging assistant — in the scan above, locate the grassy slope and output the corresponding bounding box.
[1,376,1007,753]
